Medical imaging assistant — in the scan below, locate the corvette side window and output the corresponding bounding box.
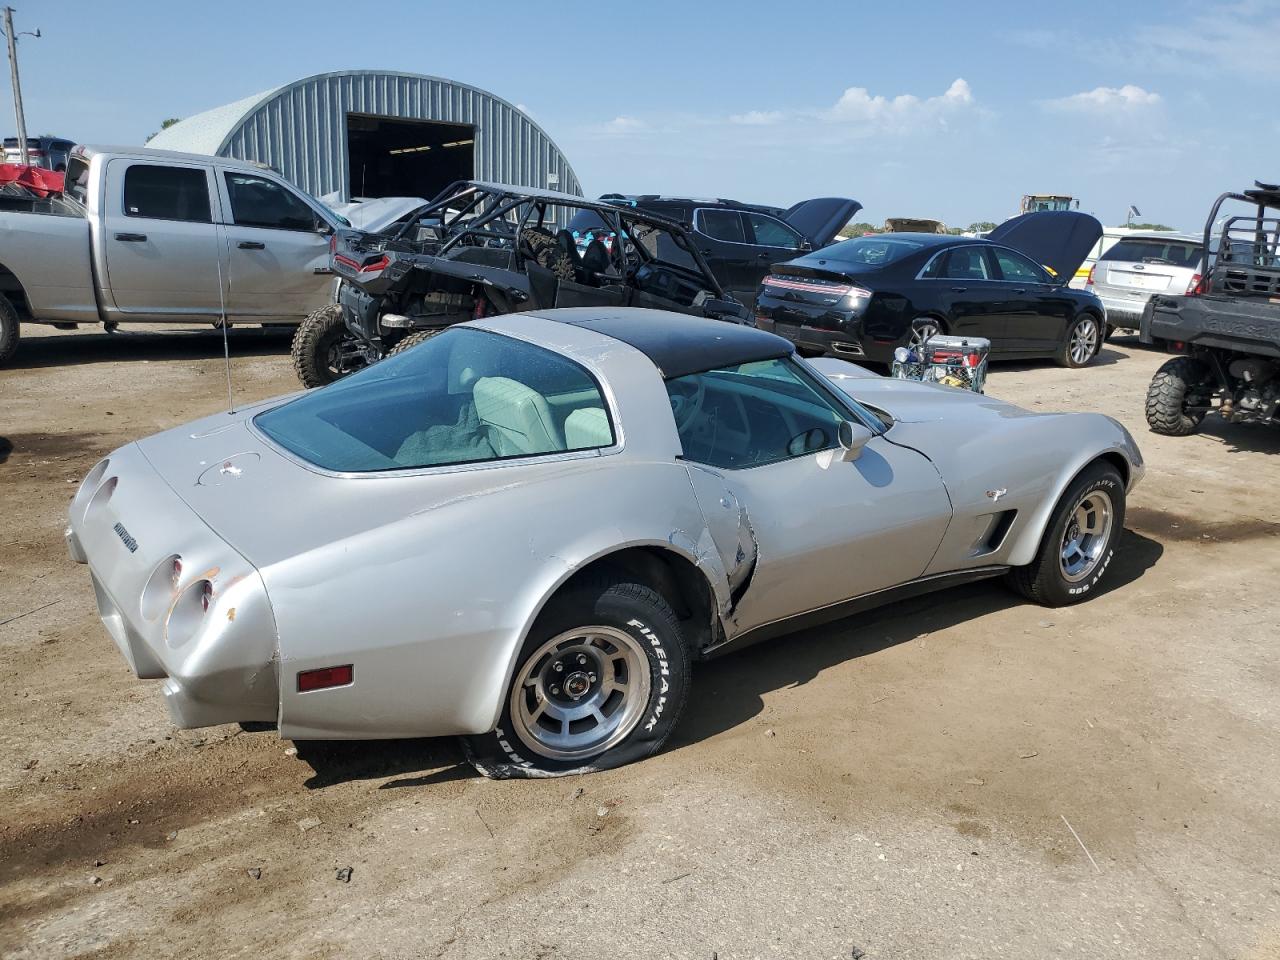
[667,357,848,470]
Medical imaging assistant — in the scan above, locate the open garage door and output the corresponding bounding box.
[346,114,476,199]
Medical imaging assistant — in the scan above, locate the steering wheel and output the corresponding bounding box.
[668,377,706,432]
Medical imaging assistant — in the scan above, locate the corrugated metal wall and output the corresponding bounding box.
[218,72,581,204]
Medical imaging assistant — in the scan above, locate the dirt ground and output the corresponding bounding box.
[2,325,1278,960]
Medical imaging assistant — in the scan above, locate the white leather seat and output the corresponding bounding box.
[472,377,562,457]
[564,407,613,450]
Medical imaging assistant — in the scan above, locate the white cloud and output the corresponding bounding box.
[1044,85,1162,114]
[598,115,648,136]
[823,78,974,131]
[729,110,783,126]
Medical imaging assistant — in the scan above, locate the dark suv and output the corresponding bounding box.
[568,195,861,305]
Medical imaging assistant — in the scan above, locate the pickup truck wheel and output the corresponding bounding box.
[464,576,690,779]
[1057,312,1102,367]
[1145,356,1211,436]
[291,305,362,388]
[0,296,19,365]
[1005,461,1126,607]
[386,329,441,356]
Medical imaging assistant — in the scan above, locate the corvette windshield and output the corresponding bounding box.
[255,329,615,472]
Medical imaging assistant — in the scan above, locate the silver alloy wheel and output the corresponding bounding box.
[1069,316,1099,365]
[1059,489,1113,582]
[910,319,941,350]
[509,625,652,762]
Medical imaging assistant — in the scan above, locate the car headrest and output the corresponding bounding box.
[472,377,562,457]
[564,407,612,450]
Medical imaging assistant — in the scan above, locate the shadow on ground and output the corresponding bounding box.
[8,327,294,369]
[670,528,1162,751]
[291,529,1163,788]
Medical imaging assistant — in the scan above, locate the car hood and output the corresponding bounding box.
[784,197,863,248]
[818,367,1039,424]
[986,210,1103,281]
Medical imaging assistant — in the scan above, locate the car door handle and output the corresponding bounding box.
[237,240,266,250]
[1012,288,1027,294]
[114,232,147,242]
[950,286,967,292]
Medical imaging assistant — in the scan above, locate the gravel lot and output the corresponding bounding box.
[2,325,1278,960]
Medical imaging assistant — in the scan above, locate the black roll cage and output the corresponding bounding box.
[1202,181,1280,271]
[385,181,730,298]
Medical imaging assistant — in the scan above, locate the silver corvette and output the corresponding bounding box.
[67,308,1144,777]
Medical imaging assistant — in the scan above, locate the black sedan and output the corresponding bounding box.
[754,211,1107,368]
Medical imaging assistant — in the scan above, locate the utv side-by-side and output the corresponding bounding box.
[290,181,749,387]
[1141,181,1280,435]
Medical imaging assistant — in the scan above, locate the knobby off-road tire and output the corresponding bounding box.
[291,304,353,388]
[464,576,691,779]
[1145,356,1210,436]
[1056,312,1103,368]
[386,329,441,356]
[0,295,20,365]
[1006,462,1126,607]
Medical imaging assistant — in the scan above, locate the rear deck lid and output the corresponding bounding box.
[783,198,863,248]
[987,210,1103,281]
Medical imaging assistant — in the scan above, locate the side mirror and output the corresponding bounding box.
[315,217,334,236]
[837,420,874,461]
[798,239,813,252]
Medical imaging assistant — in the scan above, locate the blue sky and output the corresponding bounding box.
[17,0,1279,231]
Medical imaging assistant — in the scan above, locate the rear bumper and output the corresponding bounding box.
[755,304,901,363]
[1095,292,1151,327]
[1141,294,1280,359]
[66,446,280,730]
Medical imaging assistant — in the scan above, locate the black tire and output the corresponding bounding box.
[386,329,441,356]
[536,244,577,281]
[290,304,359,388]
[1145,356,1210,436]
[1056,312,1103,367]
[0,296,20,365]
[464,576,691,779]
[1005,462,1126,607]
[1104,323,1117,341]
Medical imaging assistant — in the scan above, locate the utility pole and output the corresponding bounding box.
[3,7,31,166]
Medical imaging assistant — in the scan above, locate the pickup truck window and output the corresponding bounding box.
[123,165,212,223]
[225,173,316,232]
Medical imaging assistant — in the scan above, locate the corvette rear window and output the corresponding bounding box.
[255,329,615,472]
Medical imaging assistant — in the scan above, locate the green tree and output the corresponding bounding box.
[967,221,997,233]
[144,118,182,144]
[839,221,881,238]
[1127,222,1173,231]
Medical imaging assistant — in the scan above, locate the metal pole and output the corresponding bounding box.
[3,7,28,166]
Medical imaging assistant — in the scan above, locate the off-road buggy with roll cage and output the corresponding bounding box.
[290,181,750,387]
[1141,181,1280,435]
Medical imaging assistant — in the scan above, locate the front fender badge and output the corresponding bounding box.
[986,488,1007,502]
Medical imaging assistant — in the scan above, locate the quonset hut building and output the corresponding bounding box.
[148,69,582,203]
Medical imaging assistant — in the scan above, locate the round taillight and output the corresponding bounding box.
[165,578,213,649]
[140,554,183,621]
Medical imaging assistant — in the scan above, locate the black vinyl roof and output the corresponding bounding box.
[537,309,793,379]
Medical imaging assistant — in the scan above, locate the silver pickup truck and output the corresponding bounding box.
[0,145,345,365]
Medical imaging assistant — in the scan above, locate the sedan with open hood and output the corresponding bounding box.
[68,308,1142,778]
[755,210,1106,367]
